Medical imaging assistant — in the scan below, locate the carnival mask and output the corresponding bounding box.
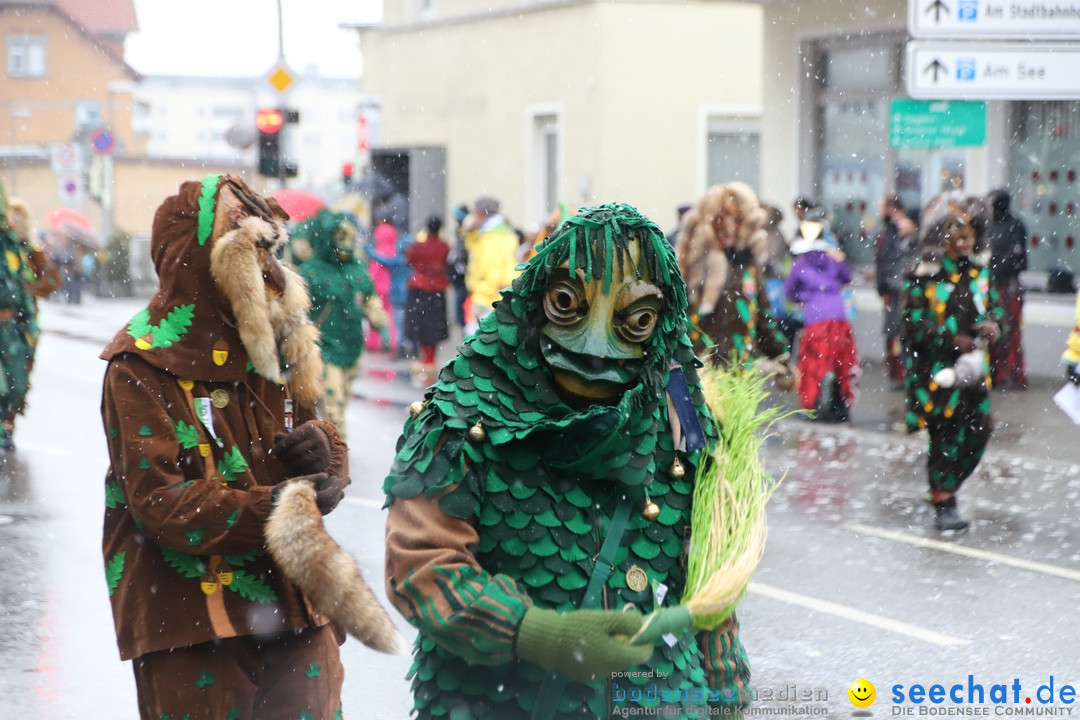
[942,205,975,259]
[539,239,664,402]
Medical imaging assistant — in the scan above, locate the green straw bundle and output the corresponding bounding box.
[681,363,785,629]
[631,363,787,643]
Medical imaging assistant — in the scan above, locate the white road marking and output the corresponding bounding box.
[748,581,970,646]
[343,495,384,510]
[844,523,1080,583]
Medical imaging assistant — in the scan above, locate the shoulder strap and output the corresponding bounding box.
[532,496,633,720]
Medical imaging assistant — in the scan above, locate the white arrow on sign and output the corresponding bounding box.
[906,41,1080,99]
[909,0,1080,39]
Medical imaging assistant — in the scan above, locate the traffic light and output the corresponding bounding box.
[256,107,300,178]
[342,161,354,188]
[256,108,284,177]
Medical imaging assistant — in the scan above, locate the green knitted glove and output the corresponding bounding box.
[515,607,653,684]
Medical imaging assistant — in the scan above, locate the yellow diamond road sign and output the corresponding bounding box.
[269,65,293,93]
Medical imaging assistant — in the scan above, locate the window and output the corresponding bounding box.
[528,110,561,227]
[807,35,905,266]
[7,34,46,77]
[75,100,102,131]
[704,117,761,193]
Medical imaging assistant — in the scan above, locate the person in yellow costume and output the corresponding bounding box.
[462,195,520,334]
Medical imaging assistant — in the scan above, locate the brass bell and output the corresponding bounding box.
[642,498,660,522]
[467,420,486,443]
[408,400,426,417]
[669,457,685,479]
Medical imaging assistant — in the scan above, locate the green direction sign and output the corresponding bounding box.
[889,99,986,149]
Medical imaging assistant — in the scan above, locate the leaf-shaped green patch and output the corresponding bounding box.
[160,547,206,579]
[126,307,152,341]
[227,570,278,603]
[223,549,262,566]
[105,481,126,509]
[152,303,195,348]
[186,528,205,547]
[174,420,201,449]
[217,446,249,482]
[105,551,125,596]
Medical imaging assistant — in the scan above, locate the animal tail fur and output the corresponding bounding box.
[265,480,408,655]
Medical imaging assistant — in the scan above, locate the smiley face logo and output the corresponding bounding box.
[848,678,876,708]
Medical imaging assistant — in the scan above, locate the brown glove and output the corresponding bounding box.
[952,333,976,354]
[272,473,349,515]
[273,424,331,476]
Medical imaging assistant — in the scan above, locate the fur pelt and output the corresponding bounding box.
[210,215,323,407]
[7,197,30,243]
[265,480,408,655]
[676,181,767,312]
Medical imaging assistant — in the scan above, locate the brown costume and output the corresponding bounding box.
[100,175,350,718]
[676,182,792,378]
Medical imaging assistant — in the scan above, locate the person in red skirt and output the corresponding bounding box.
[784,216,860,422]
[404,214,451,380]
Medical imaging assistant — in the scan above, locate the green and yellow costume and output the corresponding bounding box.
[0,185,40,449]
[384,204,749,718]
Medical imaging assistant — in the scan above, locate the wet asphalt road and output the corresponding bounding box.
[2,297,1079,718]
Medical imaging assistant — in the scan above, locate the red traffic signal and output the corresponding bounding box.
[256,108,284,135]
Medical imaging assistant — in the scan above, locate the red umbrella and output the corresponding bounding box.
[46,207,91,230]
[48,222,101,250]
[269,189,327,222]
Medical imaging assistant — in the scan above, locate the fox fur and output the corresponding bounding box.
[265,480,407,655]
[209,214,323,408]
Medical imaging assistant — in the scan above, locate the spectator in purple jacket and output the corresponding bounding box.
[784,217,860,422]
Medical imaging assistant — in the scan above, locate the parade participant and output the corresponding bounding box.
[901,192,1002,532]
[403,214,450,380]
[875,192,918,389]
[299,209,388,436]
[0,192,60,450]
[986,188,1029,390]
[384,203,750,718]
[676,181,796,388]
[367,210,403,353]
[462,194,520,334]
[784,218,859,422]
[100,175,373,718]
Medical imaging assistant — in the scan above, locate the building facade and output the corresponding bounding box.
[355,0,766,233]
[751,0,1079,276]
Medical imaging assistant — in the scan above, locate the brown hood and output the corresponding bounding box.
[101,174,323,408]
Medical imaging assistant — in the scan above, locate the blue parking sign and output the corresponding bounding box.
[956,59,976,81]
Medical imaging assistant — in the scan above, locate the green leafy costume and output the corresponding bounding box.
[297,211,377,370]
[902,253,1002,492]
[384,204,750,718]
[0,184,38,447]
